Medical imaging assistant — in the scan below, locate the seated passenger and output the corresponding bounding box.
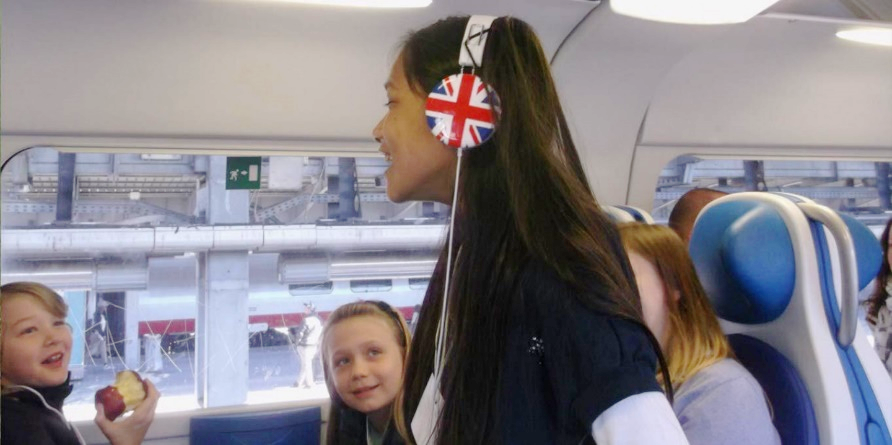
[668,188,728,245]
[321,301,409,445]
[865,217,892,375]
[1,281,161,445]
[618,224,781,445]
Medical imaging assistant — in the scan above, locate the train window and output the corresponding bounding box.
[0,147,442,417]
[409,277,431,290]
[288,281,334,296]
[350,279,393,293]
[652,157,892,232]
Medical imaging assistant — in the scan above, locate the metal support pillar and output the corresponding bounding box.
[124,291,140,370]
[63,291,87,380]
[337,157,359,221]
[56,153,76,222]
[195,156,251,408]
[327,175,339,218]
[196,253,207,406]
[199,252,250,407]
[845,178,856,210]
[878,162,891,211]
[744,160,767,192]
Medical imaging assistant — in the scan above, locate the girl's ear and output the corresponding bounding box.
[672,289,681,303]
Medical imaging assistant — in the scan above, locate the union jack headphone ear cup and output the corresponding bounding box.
[425,73,499,150]
[424,15,501,150]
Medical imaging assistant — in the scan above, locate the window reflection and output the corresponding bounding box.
[1,148,441,417]
[653,157,892,231]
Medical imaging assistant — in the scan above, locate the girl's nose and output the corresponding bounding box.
[44,324,70,346]
[372,118,384,144]
[44,330,61,346]
[352,359,369,378]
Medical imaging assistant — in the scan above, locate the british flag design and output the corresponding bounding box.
[425,73,500,149]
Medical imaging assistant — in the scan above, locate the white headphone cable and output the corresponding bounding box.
[433,147,463,388]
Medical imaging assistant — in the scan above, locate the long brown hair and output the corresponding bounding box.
[619,223,733,388]
[866,218,892,324]
[399,16,654,444]
[321,300,411,445]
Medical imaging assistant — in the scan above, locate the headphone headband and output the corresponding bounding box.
[459,15,497,68]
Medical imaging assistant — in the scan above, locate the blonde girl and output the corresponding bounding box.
[618,224,780,445]
[321,301,410,445]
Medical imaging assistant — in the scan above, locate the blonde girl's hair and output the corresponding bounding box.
[618,223,734,388]
[1,282,70,393]
[1,281,68,321]
[320,300,412,445]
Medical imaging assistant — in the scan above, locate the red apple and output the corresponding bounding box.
[95,370,148,420]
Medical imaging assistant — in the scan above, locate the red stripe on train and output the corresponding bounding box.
[139,319,195,336]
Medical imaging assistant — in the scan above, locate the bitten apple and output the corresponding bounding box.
[95,370,148,420]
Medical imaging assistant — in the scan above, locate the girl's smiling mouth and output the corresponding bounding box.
[42,352,65,367]
[352,384,379,399]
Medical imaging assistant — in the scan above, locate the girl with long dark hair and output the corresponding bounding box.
[372,15,688,444]
[866,218,892,375]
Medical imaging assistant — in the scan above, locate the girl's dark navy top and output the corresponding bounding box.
[497,262,662,444]
[1,376,80,445]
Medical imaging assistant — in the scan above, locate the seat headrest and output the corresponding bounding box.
[602,205,635,223]
[614,205,655,224]
[601,205,654,224]
[691,199,884,325]
[690,201,795,324]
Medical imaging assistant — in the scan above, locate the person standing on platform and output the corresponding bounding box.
[295,302,323,389]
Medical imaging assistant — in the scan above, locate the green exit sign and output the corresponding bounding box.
[226,157,262,190]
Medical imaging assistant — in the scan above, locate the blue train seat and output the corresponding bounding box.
[602,204,655,224]
[690,192,891,445]
[189,405,321,445]
[727,333,818,445]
